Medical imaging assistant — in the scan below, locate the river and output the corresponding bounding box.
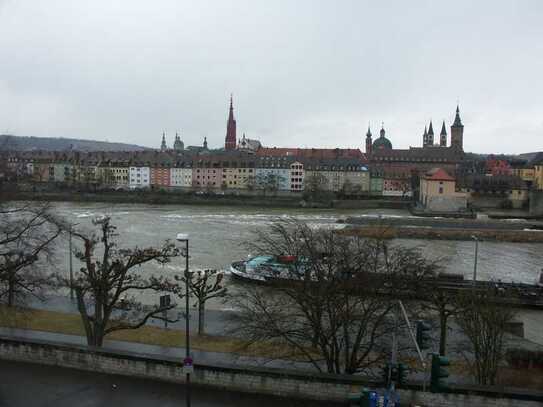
[50,201,543,284]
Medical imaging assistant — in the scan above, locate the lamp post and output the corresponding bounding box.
[471,235,479,283]
[176,233,191,407]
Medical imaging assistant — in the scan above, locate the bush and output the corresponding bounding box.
[506,348,543,369]
[500,199,513,209]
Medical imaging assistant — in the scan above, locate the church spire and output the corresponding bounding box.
[365,124,373,155]
[440,120,447,147]
[427,120,434,146]
[423,125,428,147]
[453,104,463,127]
[160,131,167,151]
[450,104,464,151]
[225,94,237,150]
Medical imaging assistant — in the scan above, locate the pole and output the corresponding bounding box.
[69,225,74,301]
[185,239,191,407]
[398,300,427,391]
[473,237,478,283]
[388,303,399,390]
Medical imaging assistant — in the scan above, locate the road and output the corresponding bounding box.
[0,360,339,407]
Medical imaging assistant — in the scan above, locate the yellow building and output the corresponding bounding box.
[222,167,254,189]
[97,165,129,187]
[511,167,535,183]
[534,157,543,190]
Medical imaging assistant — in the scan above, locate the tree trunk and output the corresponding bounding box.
[198,300,205,335]
[439,311,448,356]
[89,325,104,347]
[7,273,15,307]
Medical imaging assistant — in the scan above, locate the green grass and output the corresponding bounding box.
[0,306,288,358]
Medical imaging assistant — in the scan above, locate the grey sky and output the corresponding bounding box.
[0,0,542,154]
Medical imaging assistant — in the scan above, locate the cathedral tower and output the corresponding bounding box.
[160,132,167,151]
[440,121,447,147]
[365,126,373,155]
[422,126,428,147]
[173,132,184,151]
[224,95,237,150]
[450,105,464,151]
[427,121,434,146]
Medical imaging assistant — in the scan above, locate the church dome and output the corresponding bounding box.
[372,127,393,150]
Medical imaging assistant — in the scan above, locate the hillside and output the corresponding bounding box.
[0,134,150,152]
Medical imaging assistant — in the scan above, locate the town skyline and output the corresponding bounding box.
[1,1,542,154]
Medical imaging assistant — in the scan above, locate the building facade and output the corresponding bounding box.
[419,168,467,212]
[129,165,150,189]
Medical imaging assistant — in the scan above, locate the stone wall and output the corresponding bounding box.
[0,335,542,406]
[426,196,467,212]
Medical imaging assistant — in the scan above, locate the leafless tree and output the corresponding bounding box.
[455,289,515,385]
[70,216,180,347]
[0,201,62,307]
[176,269,227,335]
[422,286,461,356]
[229,219,436,375]
[303,173,330,202]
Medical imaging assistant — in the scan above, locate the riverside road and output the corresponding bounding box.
[0,360,336,407]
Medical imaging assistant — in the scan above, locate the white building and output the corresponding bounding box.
[290,161,304,192]
[129,166,150,189]
[170,167,192,188]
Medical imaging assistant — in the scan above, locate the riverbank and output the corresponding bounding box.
[341,225,543,242]
[3,189,411,210]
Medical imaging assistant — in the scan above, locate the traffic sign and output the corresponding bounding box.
[183,357,194,375]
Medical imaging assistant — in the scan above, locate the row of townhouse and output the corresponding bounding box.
[12,150,371,194]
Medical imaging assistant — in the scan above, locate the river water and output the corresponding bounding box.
[50,201,543,284]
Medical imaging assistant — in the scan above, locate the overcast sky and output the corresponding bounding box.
[1,1,542,154]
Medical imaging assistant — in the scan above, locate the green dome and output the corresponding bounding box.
[373,127,392,150]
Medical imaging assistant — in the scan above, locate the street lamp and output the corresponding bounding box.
[176,233,191,407]
[471,235,479,283]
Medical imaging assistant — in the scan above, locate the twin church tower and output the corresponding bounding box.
[365,105,464,155]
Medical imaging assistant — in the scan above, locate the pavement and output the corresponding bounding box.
[0,359,337,407]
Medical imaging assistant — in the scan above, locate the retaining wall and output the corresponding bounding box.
[0,335,542,406]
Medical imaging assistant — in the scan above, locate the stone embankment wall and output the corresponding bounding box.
[5,189,410,210]
[0,335,541,406]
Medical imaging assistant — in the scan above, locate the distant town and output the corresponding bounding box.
[1,97,542,216]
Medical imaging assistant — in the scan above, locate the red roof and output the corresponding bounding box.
[256,147,367,163]
[423,168,455,181]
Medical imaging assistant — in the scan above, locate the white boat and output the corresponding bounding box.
[230,255,301,284]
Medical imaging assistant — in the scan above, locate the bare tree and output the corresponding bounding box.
[229,219,436,374]
[455,289,515,385]
[253,173,284,197]
[70,216,180,347]
[303,173,330,202]
[0,202,62,307]
[422,286,460,356]
[176,269,226,335]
